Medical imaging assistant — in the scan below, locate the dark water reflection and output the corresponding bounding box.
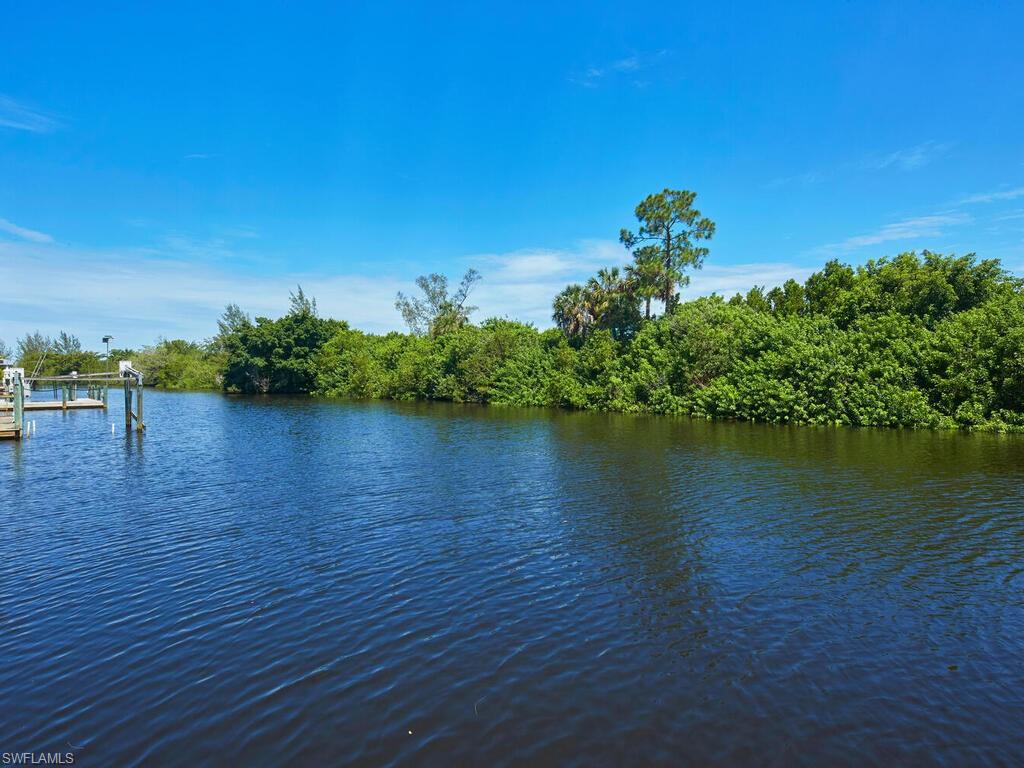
[2,392,1023,765]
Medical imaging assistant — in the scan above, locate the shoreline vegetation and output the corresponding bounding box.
[7,189,1024,432]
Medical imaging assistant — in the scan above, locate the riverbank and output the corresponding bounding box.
[142,380,1024,434]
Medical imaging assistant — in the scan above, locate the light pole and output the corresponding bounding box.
[102,335,113,373]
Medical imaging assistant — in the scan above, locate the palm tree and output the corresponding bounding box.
[585,268,616,321]
[552,284,593,341]
[626,245,664,320]
[586,266,642,340]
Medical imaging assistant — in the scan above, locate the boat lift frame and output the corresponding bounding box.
[14,361,147,433]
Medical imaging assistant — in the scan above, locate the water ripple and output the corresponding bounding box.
[2,393,1023,765]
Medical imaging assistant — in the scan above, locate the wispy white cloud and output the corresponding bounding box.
[156,233,237,262]
[863,140,953,171]
[0,217,53,243]
[768,141,952,189]
[766,171,823,189]
[0,227,848,350]
[681,263,815,298]
[957,186,1024,205]
[221,225,260,240]
[570,51,667,88]
[462,240,627,325]
[464,245,812,323]
[817,212,971,254]
[0,94,59,133]
[0,240,404,348]
[0,237,631,347]
[473,240,623,282]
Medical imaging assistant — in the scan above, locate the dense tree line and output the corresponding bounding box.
[9,330,225,390]
[9,330,108,378]
[13,189,1024,431]
[217,288,344,393]
[304,249,1023,431]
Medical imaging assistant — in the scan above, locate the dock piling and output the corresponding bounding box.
[124,378,132,432]
[13,373,24,436]
[136,380,144,431]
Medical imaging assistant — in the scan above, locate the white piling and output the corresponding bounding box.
[111,423,116,435]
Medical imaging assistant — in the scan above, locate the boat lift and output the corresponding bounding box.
[119,360,145,432]
[1,360,146,439]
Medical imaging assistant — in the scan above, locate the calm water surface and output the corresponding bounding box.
[2,392,1023,765]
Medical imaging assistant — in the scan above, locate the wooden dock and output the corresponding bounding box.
[1,397,104,439]
[0,398,106,411]
[1,363,146,440]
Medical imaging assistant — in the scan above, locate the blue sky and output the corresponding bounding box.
[2,1,1023,350]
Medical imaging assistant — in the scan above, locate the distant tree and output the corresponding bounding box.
[553,268,641,343]
[30,329,102,375]
[802,251,1018,328]
[931,292,1024,423]
[217,303,251,338]
[53,331,83,355]
[0,338,11,361]
[132,338,223,390]
[767,279,806,316]
[395,269,481,337]
[108,347,137,363]
[743,286,772,313]
[16,331,52,372]
[625,245,664,320]
[587,266,642,340]
[210,303,253,357]
[620,189,715,314]
[552,284,593,343]
[289,285,317,317]
[804,259,856,317]
[222,289,343,393]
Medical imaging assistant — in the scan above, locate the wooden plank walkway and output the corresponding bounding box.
[0,415,20,439]
[0,398,106,412]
